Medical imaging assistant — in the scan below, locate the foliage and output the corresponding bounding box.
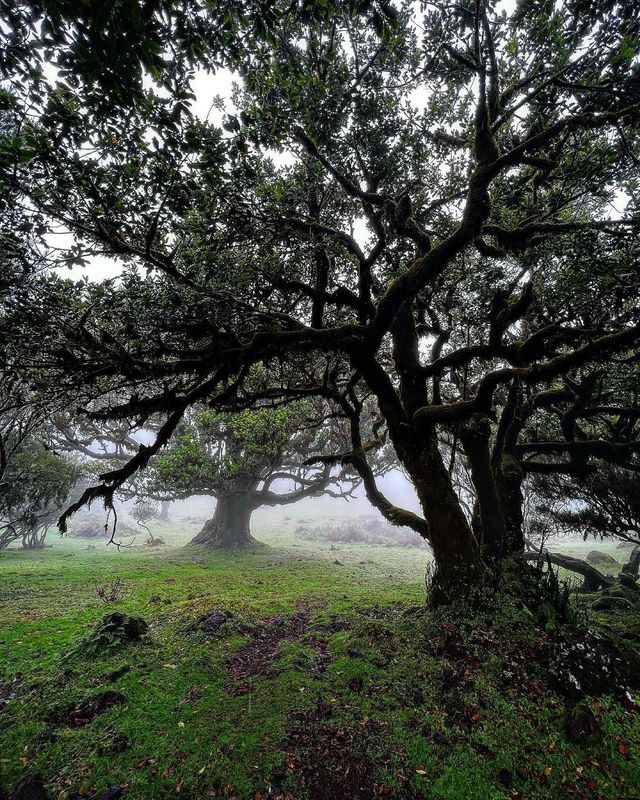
[2,0,640,598]
[0,432,82,549]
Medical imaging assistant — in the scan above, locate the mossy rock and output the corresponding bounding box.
[73,612,148,656]
[593,596,636,612]
[586,551,618,567]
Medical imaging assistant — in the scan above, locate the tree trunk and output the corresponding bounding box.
[190,492,258,548]
[405,433,484,606]
[159,500,171,521]
[622,544,640,580]
[460,414,507,563]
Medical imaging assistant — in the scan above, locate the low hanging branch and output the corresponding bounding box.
[523,550,614,592]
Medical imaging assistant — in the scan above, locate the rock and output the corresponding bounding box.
[586,551,618,567]
[77,613,148,656]
[551,626,640,700]
[201,610,229,633]
[10,774,49,800]
[593,596,635,612]
[565,702,601,745]
[93,788,124,800]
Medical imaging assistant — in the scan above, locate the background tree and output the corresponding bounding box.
[143,402,361,548]
[0,431,82,550]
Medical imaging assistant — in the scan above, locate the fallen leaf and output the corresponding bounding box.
[415,769,427,775]
[178,721,186,727]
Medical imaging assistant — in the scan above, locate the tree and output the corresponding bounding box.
[0,431,82,550]
[141,403,360,548]
[532,463,640,545]
[2,1,640,603]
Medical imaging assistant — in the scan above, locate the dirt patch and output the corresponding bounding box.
[284,711,422,800]
[225,600,336,694]
[46,690,126,727]
[226,611,311,694]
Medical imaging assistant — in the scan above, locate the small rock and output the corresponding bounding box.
[201,610,229,633]
[10,773,49,800]
[565,702,601,745]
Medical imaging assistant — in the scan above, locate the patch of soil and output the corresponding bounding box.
[283,712,422,800]
[225,601,337,694]
[46,690,126,727]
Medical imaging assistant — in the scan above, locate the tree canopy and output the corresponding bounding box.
[1,0,640,602]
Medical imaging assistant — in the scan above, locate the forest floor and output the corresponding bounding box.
[1,519,639,800]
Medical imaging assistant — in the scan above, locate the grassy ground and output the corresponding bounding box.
[1,519,639,800]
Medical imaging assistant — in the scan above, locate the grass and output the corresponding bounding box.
[1,519,639,799]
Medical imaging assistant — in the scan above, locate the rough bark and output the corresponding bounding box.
[159,500,171,521]
[523,550,614,592]
[622,544,640,580]
[407,434,484,606]
[460,413,507,563]
[191,492,258,549]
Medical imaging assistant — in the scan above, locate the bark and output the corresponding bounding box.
[406,432,484,606]
[622,544,640,580]
[523,550,614,592]
[190,491,258,549]
[159,500,171,521]
[460,413,507,562]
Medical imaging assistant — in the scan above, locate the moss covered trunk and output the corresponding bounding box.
[191,492,258,549]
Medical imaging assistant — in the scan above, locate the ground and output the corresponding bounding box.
[1,517,639,800]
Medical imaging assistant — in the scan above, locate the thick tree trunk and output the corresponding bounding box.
[460,414,507,563]
[622,544,640,580]
[190,492,258,548]
[406,434,484,606]
[159,500,171,521]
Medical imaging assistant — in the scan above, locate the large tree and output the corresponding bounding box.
[2,1,640,603]
[141,403,359,548]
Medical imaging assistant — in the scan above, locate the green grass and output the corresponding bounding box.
[1,522,639,800]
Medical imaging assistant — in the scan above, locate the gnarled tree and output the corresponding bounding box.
[2,1,640,602]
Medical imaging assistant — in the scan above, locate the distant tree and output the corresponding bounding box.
[143,403,361,548]
[131,497,164,546]
[0,432,82,549]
